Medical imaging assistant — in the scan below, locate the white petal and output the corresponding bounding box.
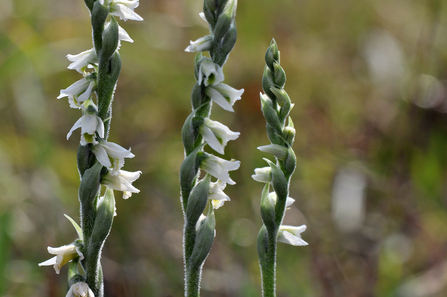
[206,87,234,112]
[277,225,308,246]
[58,78,89,99]
[118,25,134,43]
[92,145,112,168]
[77,81,95,103]
[201,126,224,154]
[111,3,143,21]
[67,117,83,140]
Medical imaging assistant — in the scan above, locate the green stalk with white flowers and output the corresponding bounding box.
[180,1,243,296]
[39,1,142,296]
[252,39,308,297]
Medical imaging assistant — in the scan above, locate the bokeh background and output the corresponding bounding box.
[2,0,447,296]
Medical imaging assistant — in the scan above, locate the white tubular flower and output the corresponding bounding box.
[200,118,240,154]
[67,103,104,140]
[277,225,308,246]
[200,154,240,185]
[38,244,84,274]
[208,180,230,209]
[92,141,135,174]
[102,170,142,199]
[66,282,95,297]
[185,35,213,52]
[107,0,143,21]
[252,167,271,183]
[58,78,96,109]
[198,59,224,86]
[67,49,97,74]
[206,83,244,112]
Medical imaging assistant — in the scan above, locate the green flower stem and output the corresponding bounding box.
[259,229,278,297]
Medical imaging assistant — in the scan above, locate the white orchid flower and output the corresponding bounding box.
[66,282,95,297]
[200,154,240,185]
[91,141,134,174]
[200,118,240,154]
[58,78,96,109]
[67,49,97,74]
[102,169,142,199]
[277,225,308,246]
[206,83,244,112]
[185,35,213,53]
[105,0,143,21]
[198,58,224,86]
[38,243,84,274]
[252,166,272,183]
[208,180,231,209]
[67,103,104,140]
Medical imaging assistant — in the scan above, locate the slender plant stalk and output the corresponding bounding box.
[39,1,142,295]
[180,1,243,296]
[253,39,308,297]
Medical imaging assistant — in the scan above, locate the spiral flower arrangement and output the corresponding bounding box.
[39,1,142,296]
[253,39,308,297]
[180,0,243,296]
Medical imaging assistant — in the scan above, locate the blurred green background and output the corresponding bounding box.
[2,0,447,296]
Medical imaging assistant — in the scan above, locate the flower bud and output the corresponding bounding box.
[101,17,120,61]
[91,1,109,52]
[283,125,296,146]
[188,204,215,268]
[186,175,210,224]
[90,188,115,246]
[265,39,279,71]
[260,93,281,133]
[273,62,286,88]
[260,184,276,232]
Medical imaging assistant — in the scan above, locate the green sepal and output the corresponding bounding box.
[256,225,268,264]
[77,144,96,177]
[64,214,84,241]
[260,94,282,134]
[219,25,237,65]
[283,147,296,180]
[203,0,218,29]
[180,145,206,208]
[91,1,109,53]
[264,158,288,224]
[273,62,286,88]
[270,87,291,124]
[260,183,276,232]
[265,39,279,70]
[212,14,232,48]
[191,83,211,113]
[101,16,119,62]
[262,66,276,99]
[79,162,103,240]
[89,188,115,247]
[188,203,215,269]
[258,144,288,161]
[181,113,201,156]
[97,51,122,127]
[266,124,286,147]
[186,175,211,224]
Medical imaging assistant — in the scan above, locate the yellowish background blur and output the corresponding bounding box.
[2,0,447,296]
